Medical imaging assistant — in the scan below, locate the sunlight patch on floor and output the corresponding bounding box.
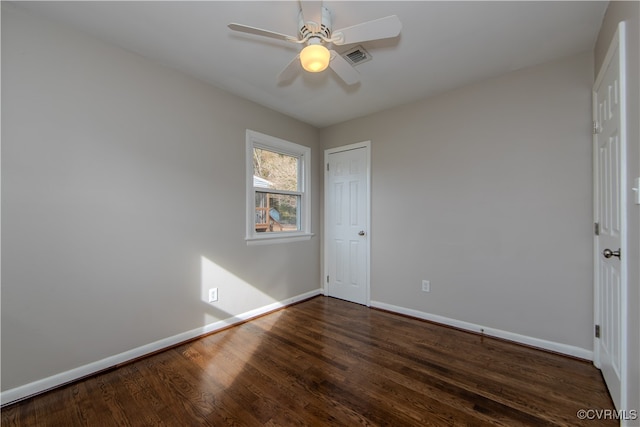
[199,255,281,387]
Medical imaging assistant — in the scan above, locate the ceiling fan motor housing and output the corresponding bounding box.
[298,6,332,41]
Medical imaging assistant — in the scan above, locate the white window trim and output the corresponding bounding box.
[245,130,313,245]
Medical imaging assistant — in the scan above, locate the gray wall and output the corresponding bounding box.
[594,0,640,415]
[2,4,321,391]
[321,52,595,351]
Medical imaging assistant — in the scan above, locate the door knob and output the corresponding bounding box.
[603,248,621,259]
[358,231,366,236]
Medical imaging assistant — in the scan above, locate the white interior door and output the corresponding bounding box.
[593,22,627,411]
[325,143,370,305]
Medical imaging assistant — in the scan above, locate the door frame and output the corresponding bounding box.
[592,21,627,411]
[323,141,372,305]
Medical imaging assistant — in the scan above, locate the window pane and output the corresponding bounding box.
[255,192,300,232]
[253,148,299,191]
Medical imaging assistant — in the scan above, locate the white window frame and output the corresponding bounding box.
[245,130,313,245]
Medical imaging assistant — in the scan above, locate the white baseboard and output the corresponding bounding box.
[370,300,593,361]
[1,289,322,406]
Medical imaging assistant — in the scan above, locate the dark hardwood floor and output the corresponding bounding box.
[2,296,616,426]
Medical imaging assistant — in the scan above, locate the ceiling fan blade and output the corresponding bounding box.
[277,54,302,84]
[228,23,298,43]
[332,15,402,46]
[299,0,323,33]
[328,50,359,85]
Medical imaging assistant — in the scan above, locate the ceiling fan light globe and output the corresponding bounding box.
[300,44,330,72]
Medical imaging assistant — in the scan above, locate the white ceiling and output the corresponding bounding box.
[14,1,608,128]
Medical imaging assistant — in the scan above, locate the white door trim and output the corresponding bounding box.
[593,21,627,412]
[323,141,371,306]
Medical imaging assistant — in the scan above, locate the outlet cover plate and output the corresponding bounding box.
[208,288,218,302]
[422,280,430,292]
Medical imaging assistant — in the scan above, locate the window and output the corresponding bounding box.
[246,130,312,244]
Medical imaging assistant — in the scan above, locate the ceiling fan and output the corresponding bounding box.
[228,2,402,85]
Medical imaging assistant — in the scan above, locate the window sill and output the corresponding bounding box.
[246,232,314,246]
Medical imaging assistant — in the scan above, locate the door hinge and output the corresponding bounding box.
[595,222,600,236]
[595,324,601,338]
[326,275,329,283]
[326,163,330,171]
[593,120,601,135]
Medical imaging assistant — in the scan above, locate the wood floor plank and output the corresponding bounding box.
[2,296,616,426]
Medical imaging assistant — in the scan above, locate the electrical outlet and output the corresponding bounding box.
[422,280,430,292]
[208,288,218,302]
